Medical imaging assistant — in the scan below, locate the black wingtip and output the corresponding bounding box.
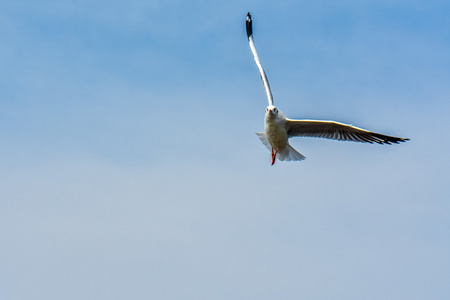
[373,133,410,145]
[246,12,252,39]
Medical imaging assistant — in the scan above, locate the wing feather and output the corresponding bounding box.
[285,119,409,144]
[246,13,274,106]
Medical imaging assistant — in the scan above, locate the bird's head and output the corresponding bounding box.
[265,105,283,120]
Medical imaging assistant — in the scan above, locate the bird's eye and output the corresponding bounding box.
[273,108,278,113]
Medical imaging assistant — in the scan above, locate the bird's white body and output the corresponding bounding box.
[246,13,408,165]
[265,106,288,150]
[257,105,306,163]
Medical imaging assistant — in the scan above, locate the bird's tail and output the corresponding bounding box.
[278,144,306,161]
[256,133,306,162]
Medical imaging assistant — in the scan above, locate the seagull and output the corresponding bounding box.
[246,13,409,165]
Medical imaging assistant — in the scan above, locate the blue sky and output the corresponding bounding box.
[1,1,449,299]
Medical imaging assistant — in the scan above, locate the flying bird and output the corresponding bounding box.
[246,12,409,165]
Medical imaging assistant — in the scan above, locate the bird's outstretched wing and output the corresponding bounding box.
[285,119,409,144]
[246,13,274,106]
